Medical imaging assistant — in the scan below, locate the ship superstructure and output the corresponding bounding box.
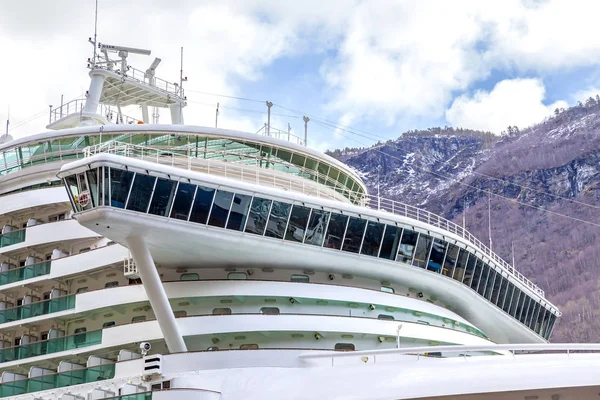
[0,43,598,400]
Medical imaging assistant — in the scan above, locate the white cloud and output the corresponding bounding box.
[445,78,567,133]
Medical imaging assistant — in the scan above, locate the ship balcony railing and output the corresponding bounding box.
[0,230,25,249]
[0,294,75,325]
[90,62,185,100]
[255,124,306,147]
[49,98,141,125]
[80,141,544,297]
[0,260,51,286]
[83,141,364,204]
[0,363,115,398]
[0,329,101,363]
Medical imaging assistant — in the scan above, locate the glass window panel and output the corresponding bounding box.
[427,239,447,273]
[226,193,252,231]
[342,217,366,253]
[379,226,402,260]
[169,183,196,220]
[245,197,272,235]
[109,169,134,209]
[502,282,514,313]
[324,213,348,250]
[361,221,385,256]
[469,259,482,289]
[535,306,545,334]
[510,288,521,317]
[546,314,556,339]
[463,256,477,286]
[485,270,496,300]
[516,293,527,322]
[491,273,503,304]
[442,244,459,277]
[148,178,177,216]
[208,190,234,228]
[529,302,540,330]
[291,153,305,167]
[497,277,509,307]
[126,174,156,213]
[103,167,110,205]
[412,234,432,268]
[169,182,196,221]
[189,186,216,224]
[397,230,418,263]
[477,264,490,296]
[86,169,99,207]
[452,248,469,282]
[276,149,292,163]
[540,309,550,337]
[285,205,311,242]
[520,296,532,323]
[304,210,330,246]
[265,201,291,239]
[64,175,81,212]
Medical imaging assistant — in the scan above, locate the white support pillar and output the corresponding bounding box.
[83,72,106,114]
[141,106,150,124]
[169,103,184,125]
[126,235,187,353]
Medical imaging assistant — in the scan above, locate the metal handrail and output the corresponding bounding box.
[49,99,141,125]
[81,141,546,298]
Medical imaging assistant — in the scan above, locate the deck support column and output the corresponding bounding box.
[126,235,187,353]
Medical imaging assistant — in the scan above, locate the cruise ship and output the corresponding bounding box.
[0,41,599,400]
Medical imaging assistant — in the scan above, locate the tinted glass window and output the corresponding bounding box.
[477,264,490,296]
[463,254,481,286]
[86,169,99,207]
[412,234,432,268]
[245,197,271,235]
[208,190,234,228]
[529,302,540,330]
[342,217,367,253]
[285,205,311,242]
[126,174,156,212]
[515,291,527,320]
[442,244,458,277]
[485,269,496,300]
[148,178,177,216]
[379,226,402,260]
[324,213,348,250]
[502,282,514,312]
[469,259,482,289]
[189,186,216,224]
[226,193,252,231]
[103,167,110,206]
[397,230,418,263]
[110,169,134,209]
[452,249,469,282]
[65,175,81,212]
[427,239,447,272]
[170,183,196,220]
[491,273,503,304]
[265,201,291,239]
[519,296,531,323]
[361,221,385,256]
[510,289,521,317]
[497,277,509,307]
[304,210,330,246]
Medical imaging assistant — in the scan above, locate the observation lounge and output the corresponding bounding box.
[58,150,560,343]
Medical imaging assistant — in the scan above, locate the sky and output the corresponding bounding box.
[2,0,600,152]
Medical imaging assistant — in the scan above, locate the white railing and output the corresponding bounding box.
[49,99,141,125]
[255,124,306,147]
[299,343,600,364]
[89,64,184,99]
[82,141,546,298]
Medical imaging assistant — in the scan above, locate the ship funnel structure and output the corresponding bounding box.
[47,41,186,130]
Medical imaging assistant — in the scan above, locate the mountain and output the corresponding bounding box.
[330,102,600,343]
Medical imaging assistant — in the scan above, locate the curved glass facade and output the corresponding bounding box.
[61,167,559,340]
[0,131,365,203]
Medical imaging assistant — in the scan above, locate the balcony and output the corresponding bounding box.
[0,329,101,363]
[0,363,115,397]
[0,230,25,248]
[0,294,75,324]
[0,261,51,286]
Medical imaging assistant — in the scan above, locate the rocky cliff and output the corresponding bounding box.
[332,104,600,342]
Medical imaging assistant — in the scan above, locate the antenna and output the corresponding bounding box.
[488,193,493,251]
[512,240,516,270]
[215,102,219,128]
[93,0,99,65]
[4,105,9,138]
